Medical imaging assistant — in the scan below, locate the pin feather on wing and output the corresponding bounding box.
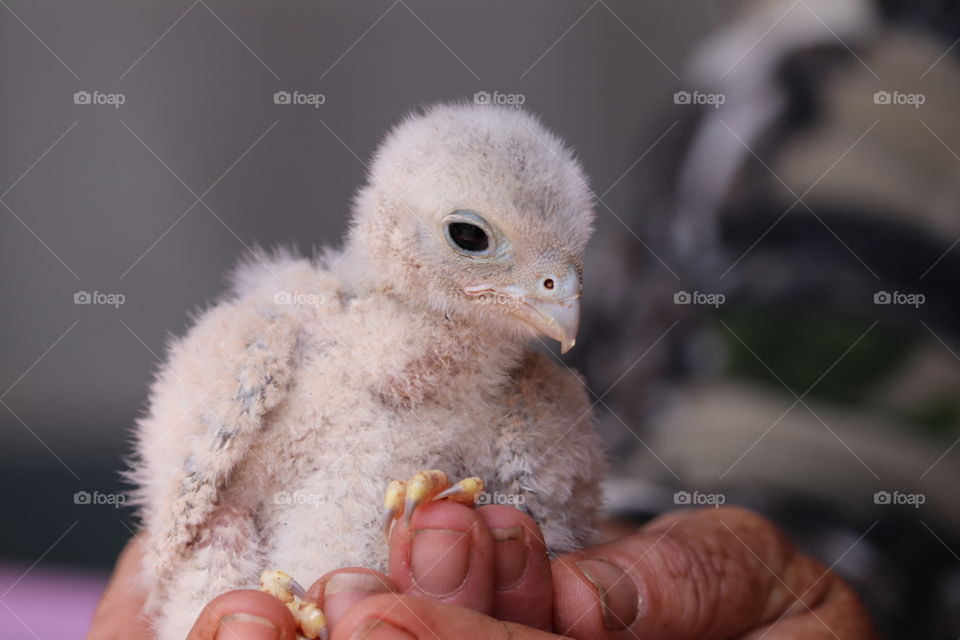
[129,252,339,604]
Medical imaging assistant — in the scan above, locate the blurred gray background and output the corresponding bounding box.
[3,1,960,638]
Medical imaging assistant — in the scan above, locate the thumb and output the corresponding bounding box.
[87,537,151,640]
[330,593,567,640]
[551,506,874,640]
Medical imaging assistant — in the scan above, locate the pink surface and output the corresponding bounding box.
[0,563,108,640]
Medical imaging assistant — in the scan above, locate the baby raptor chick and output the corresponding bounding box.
[131,103,606,640]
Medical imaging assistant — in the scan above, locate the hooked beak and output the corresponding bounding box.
[519,296,580,354]
[464,266,581,354]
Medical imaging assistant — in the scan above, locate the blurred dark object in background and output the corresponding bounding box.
[574,0,960,637]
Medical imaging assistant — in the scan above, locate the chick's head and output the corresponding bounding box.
[346,103,594,353]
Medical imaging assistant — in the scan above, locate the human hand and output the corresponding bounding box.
[87,505,874,639]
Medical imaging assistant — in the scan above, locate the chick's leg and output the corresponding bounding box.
[260,570,327,640]
[381,469,484,538]
[259,471,483,637]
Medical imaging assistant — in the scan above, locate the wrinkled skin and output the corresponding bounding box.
[88,505,874,640]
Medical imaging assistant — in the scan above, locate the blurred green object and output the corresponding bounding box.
[906,394,960,438]
[718,306,914,404]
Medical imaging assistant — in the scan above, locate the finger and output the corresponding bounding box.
[388,500,494,614]
[741,566,874,639]
[476,505,553,630]
[186,590,298,640]
[87,537,151,640]
[552,506,874,640]
[331,593,568,640]
[305,568,396,631]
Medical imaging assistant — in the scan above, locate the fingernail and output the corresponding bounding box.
[576,559,640,630]
[410,528,471,596]
[216,613,279,640]
[491,526,528,590]
[349,619,416,640]
[323,572,393,628]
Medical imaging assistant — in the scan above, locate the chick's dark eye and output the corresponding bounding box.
[448,222,489,252]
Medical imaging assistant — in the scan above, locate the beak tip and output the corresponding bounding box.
[560,338,576,354]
